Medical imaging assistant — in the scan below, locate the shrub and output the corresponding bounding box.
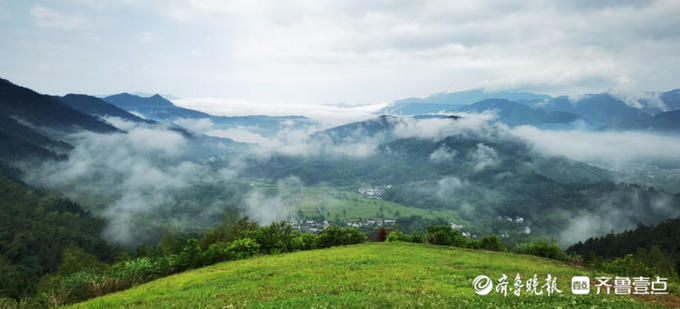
[112,257,158,284]
[314,226,367,248]
[226,238,260,260]
[46,271,108,304]
[425,226,469,247]
[247,221,295,254]
[598,254,654,277]
[479,235,505,252]
[409,232,424,243]
[56,246,109,276]
[386,230,411,242]
[154,254,179,276]
[589,247,678,279]
[202,242,231,265]
[291,232,317,251]
[515,241,572,262]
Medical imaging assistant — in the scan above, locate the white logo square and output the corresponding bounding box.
[571,276,590,295]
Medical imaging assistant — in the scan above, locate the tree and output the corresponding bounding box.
[177,238,203,269]
[157,227,187,256]
[56,246,108,276]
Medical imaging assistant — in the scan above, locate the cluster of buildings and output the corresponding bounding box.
[286,217,399,233]
[287,218,330,233]
[357,184,392,199]
[344,218,396,228]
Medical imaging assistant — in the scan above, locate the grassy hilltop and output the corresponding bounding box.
[69,242,669,308]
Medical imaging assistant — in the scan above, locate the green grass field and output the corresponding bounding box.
[296,186,461,221]
[248,181,465,223]
[68,242,671,308]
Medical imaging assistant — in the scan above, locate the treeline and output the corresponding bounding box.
[381,226,574,262]
[567,217,680,278]
[386,221,680,283]
[1,217,367,307]
[383,225,504,252]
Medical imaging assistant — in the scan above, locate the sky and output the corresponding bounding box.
[1,0,680,112]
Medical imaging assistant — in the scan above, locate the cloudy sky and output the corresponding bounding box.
[1,0,679,110]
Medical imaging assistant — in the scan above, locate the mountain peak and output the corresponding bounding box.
[104,92,175,109]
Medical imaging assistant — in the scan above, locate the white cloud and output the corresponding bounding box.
[207,128,271,144]
[3,0,679,105]
[469,143,499,171]
[173,97,386,127]
[20,121,242,245]
[393,112,500,141]
[512,126,680,168]
[429,145,456,163]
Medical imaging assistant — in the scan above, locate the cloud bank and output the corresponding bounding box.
[2,0,679,106]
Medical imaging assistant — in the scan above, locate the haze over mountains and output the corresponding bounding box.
[1,76,680,249]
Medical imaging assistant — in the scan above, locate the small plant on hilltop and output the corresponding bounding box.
[226,237,260,260]
[515,241,575,262]
[479,235,505,252]
[314,226,367,248]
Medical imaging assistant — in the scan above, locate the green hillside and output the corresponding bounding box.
[69,242,669,308]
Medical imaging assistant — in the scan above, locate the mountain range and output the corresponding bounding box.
[102,93,315,136]
[379,88,680,131]
[2,76,680,242]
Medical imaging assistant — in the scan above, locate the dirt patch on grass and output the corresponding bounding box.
[635,294,680,308]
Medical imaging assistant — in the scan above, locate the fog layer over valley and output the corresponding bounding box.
[14,107,680,248]
[2,79,679,248]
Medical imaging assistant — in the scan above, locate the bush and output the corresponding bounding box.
[386,230,411,242]
[314,226,367,248]
[112,257,158,284]
[202,242,231,265]
[226,238,260,260]
[56,246,109,276]
[597,254,654,277]
[154,254,179,277]
[425,226,469,247]
[409,232,424,243]
[291,232,317,251]
[479,235,505,251]
[515,241,572,262]
[44,271,109,304]
[247,221,295,254]
[589,247,678,279]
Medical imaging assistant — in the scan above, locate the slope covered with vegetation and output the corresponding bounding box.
[568,217,680,274]
[70,242,668,308]
[0,175,120,299]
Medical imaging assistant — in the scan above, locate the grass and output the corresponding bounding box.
[68,242,670,308]
[247,180,465,223]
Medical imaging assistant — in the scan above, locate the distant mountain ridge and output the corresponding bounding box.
[0,78,120,163]
[380,88,680,131]
[540,94,651,128]
[452,98,580,126]
[0,78,118,134]
[58,94,155,124]
[103,93,315,136]
[379,89,551,115]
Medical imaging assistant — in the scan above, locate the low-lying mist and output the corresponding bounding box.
[18,111,680,247]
